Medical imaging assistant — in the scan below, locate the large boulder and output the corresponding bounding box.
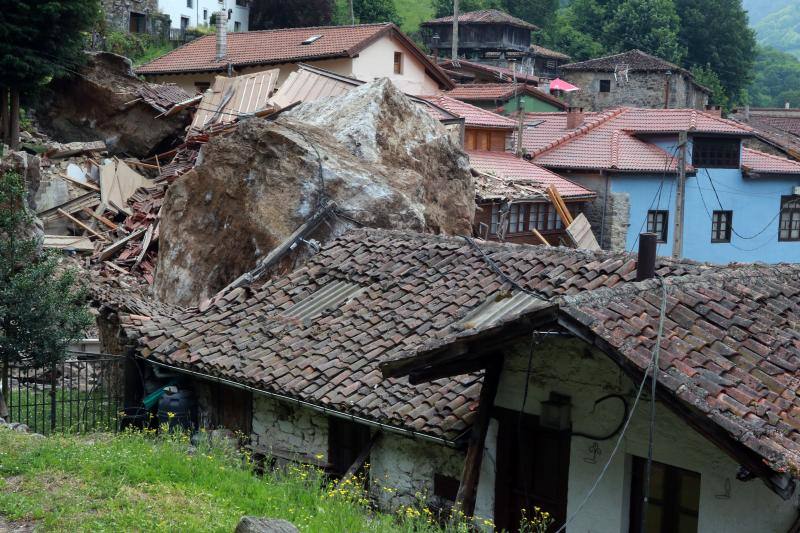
[235,517,299,533]
[34,52,189,157]
[154,79,474,306]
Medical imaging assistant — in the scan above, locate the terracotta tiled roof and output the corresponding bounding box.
[561,266,800,476]
[468,150,595,200]
[530,44,570,61]
[419,94,517,129]
[524,108,753,172]
[438,59,540,84]
[446,83,565,109]
[731,110,800,157]
[422,9,538,30]
[135,24,454,89]
[742,147,800,175]
[521,111,600,151]
[119,229,717,441]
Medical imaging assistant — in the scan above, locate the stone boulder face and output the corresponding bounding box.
[154,79,474,306]
[34,52,188,157]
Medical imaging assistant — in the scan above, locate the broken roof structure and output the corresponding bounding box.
[98,227,800,494]
[445,83,566,110]
[731,108,800,159]
[437,59,540,85]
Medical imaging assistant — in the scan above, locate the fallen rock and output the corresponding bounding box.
[34,52,190,158]
[235,517,299,533]
[155,79,474,306]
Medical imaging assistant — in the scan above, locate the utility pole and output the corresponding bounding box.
[512,61,524,157]
[349,0,355,25]
[451,0,459,61]
[671,131,688,258]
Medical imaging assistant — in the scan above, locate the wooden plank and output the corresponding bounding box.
[566,213,600,250]
[97,228,147,261]
[43,235,94,252]
[338,433,382,485]
[103,261,129,274]
[531,228,551,246]
[547,185,573,226]
[81,207,117,230]
[454,357,504,516]
[60,172,100,192]
[37,191,100,219]
[133,225,155,268]
[57,208,108,241]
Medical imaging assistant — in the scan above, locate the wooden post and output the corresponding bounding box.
[0,87,9,147]
[454,356,503,517]
[0,355,9,419]
[49,362,57,433]
[9,88,20,151]
[451,0,459,61]
[671,131,688,258]
[339,432,382,486]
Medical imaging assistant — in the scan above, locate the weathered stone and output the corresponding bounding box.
[155,79,474,306]
[234,517,299,533]
[34,52,189,158]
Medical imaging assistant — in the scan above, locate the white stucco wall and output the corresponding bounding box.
[351,34,441,96]
[370,433,465,510]
[251,396,329,461]
[158,0,248,31]
[477,337,799,533]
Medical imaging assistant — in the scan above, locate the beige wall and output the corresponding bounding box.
[351,34,441,96]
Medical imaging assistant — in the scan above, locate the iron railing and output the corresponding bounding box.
[2,352,125,435]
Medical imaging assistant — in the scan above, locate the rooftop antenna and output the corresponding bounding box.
[614,63,629,84]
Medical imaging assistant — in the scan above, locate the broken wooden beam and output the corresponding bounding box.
[133,225,155,268]
[46,140,106,159]
[60,172,100,192]
[81,207,118,230]
[531,228,550,247]
[57,208,108,241]
[454,357,503,517]
[338,433,382,485]
[97,228,147,262]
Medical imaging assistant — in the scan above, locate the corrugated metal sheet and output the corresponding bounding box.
[190,69,279,133]
[270,65,360,109]
[282,280,364,323]
[458,291,545,330]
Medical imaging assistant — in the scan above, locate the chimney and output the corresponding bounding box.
[566,106,584,130]
[636,232,657,281]
[704,104,722,117]
[786,101,791,109]
[432,34,440,60]
[744,104,750,121]
[216,9,228,61]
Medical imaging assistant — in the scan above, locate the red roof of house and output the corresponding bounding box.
[530,44,570,61]
[742,147,800,175]
[438,59,540,84]
[422,9,538,31]
[469,150,595,200]
[523,108,752,172]
[420,94,518,129]
[136,24,454,89]
[446,83,565,109]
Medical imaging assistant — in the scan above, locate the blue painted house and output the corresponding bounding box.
[521,107,800,263]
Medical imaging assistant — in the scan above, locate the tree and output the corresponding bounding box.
[0,1,100,150]
[431,0,502,18]
[540,7,605,61]
[675,0,756,104]
[692,64,730,111]
[0,171,92,408]
[602,0,685,64]
[748,45,800,107]
[249,0,335,30]
[344,0,402,26]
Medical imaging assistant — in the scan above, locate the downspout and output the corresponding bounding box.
[137,355,463,448]
[599,169,609,249]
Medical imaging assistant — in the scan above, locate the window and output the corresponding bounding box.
[508,204,525,233]
[629,457,700,533]
[186,0,193,7]
[301,34,322,45]
[647,210,669,243]
[692,137,740,168]
[779,195,800,241]
[236,0,249,5]
[711,210,732,243]
[203,9,208,19]
[528,202,562,231]
[234,21,241,31]
[394,52,403,74]
[490,203,502,235]
[546,59,557,69]
[599,79,611,93]
[129,12,146,33]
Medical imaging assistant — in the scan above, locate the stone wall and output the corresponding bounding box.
[370,434,465,511]
[561,70,708,112]
[101,0,170,38]
[251,396,329,461]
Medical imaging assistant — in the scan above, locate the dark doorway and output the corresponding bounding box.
[494,407,571,532]
[629,457,700,533]
[129,12,146,33]
[328,417,371,476]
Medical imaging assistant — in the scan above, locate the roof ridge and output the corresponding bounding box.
[610,130,621,168]
[695,109,754,132]
[532,107,627,158]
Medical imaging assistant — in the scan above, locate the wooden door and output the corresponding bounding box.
[494,407,571,532]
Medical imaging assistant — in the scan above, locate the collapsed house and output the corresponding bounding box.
[94,228,800,532]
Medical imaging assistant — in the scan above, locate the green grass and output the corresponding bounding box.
[395,0,435,33]
[0,428,473,532]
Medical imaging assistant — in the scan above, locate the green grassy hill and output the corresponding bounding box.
[396,0,435,33]
[753,3,800,58]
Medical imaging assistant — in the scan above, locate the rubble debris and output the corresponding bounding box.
[43,235,95,253]
[45,140,106,160]
[99,159,152,215]
[154,78,474,306]
[34,52,190,158]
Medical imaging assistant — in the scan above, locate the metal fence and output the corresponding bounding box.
[3,352,125,435]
